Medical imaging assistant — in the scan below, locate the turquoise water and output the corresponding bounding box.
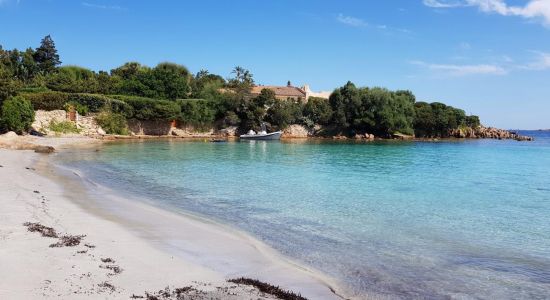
[59,131,550,299]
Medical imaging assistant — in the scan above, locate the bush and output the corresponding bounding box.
[177,99,215,130]
[48,120,81,134]
[67,93,111,112]
[64,101,89,116]
[17,86,51,94]
[95,111,128,135]
[110,95,180,120]
[1,96,35,134]
[22,91,111,112]
[108,99,134,118]
[22,91,69,111]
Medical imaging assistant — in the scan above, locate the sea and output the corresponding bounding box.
[57,130,550,299]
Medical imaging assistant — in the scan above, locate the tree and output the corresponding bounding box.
[228,66,254,91]
[34,35,61,74]
[0,66,21,106]
[266,99,303,130]
[191,69,225,98]
[151,62,191,100]
[1,96,35,134]
[413,102,435,137]
[21,48,39,82]
[303,97,333,125]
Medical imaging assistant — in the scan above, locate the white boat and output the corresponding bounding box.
[240,124,282,140]
[240,130,282,140]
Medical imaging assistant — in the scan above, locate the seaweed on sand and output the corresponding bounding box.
[228,277,308,300]
[23,222,58,238]
[49,235,86,247]
[133,286,195,300]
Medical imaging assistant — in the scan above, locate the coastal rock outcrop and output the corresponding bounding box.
[353,133,375,140]
[218,126,238,137]
[282,125,313,138]
[450,126,533,141]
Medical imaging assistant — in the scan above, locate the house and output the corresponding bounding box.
[249,81,331,102]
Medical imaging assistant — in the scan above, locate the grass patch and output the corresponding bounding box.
[48,120,81,134]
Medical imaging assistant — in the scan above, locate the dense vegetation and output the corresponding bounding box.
[0,35,480,137]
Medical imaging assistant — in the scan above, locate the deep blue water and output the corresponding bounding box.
[59,131,550,299]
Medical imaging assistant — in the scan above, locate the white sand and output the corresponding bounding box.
[0,136,343,299]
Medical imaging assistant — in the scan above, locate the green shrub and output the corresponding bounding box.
[22,91,69,111]
[1,96,35,134]
[64,101,89,116]
[21,91,115,113]
[110,95,180,120]
[48,120,81,134]
[66,93,110,112]
[177,99,215,130]
[95,111,129,135]
[17,86,51,94]
[108,99,134,118]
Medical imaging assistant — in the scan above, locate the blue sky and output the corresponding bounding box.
[1,0,549,129]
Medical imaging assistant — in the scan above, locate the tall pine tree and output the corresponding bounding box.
[33,35,61,74]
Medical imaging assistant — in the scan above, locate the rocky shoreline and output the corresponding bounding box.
[450,126,534,141]
[29,110,533,142]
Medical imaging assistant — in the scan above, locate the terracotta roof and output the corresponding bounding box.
[250,85,306,98]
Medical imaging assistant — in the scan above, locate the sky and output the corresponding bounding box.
[1,0,549,129]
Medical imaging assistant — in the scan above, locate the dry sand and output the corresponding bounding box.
[0,134,343,299]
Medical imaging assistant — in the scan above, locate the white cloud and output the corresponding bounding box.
[336,14,369,27]
[336,14,412,34]
[520,51,550,70]
[423,0,464,8]
[423,0,550,27]
[411,60,508,75]
[82,2,123,10]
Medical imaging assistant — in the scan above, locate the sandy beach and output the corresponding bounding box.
[0,136,342,300]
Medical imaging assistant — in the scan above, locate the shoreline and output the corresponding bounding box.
[0,136,345,299]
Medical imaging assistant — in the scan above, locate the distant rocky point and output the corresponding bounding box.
[450,126,533,141]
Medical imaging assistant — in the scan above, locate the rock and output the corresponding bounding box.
[34,145,55,154]
[333,135,347,140]
[354,134,364,140]
[219,126,238,137]
[282,125,311,138]
[97,128,106,135]
[0,131,18,140]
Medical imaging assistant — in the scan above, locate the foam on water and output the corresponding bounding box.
[58,131,550,299]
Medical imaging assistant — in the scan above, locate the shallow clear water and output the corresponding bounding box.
[59,131,550,299]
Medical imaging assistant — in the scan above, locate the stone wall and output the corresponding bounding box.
[31,110,67,133]
[32,110,104,136]
[127,119,173,136]
[171,124,215,137]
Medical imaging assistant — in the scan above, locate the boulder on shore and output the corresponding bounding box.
[282,125,311,138]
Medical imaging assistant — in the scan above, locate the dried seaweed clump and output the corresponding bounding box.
[49,235,86,248]
[133,286,194,300]
[228,277,308,300]
[23,222,58,238]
